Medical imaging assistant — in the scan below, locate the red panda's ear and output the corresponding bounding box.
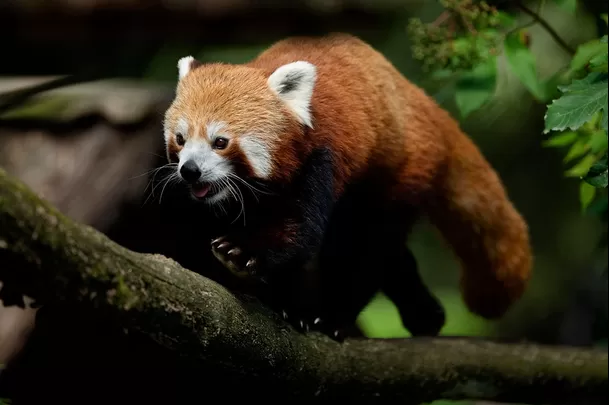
[177,56,202,80]
[267,61,317,128]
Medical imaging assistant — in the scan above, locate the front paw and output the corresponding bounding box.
[211,236,258,279]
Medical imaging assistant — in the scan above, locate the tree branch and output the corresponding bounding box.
[0,73,104,118]
[0,168,606,403]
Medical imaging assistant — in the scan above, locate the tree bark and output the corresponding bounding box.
[0,168,607,404]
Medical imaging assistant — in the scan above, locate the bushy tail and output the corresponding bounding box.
[426,134,533,319]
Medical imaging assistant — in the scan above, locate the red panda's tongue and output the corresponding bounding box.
[192,183,211,198]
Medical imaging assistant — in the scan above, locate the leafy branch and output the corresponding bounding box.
[409,0,608,216]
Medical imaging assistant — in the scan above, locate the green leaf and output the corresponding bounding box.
[570,37,608,72]
[583,153,609,188]
[504,31,545,100]
[580,181,597,212]
[542,131,578,147]
[589,37,608,73]
[552,0,578,13]
[544,72,609,133]
[566,154,597,177]
[589,55,608,73]
[563,138,591,163]
[601,14,608,26]
[454,58,497,119]
[589,129,609,153]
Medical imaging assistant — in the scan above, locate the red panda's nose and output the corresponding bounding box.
[179,160,202,184]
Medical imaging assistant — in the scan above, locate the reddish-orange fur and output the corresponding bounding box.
[166,33,532,319]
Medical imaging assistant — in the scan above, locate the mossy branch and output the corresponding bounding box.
[0,74,106,118]
[0,168,607,403]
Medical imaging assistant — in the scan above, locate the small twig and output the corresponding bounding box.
[515,0,576,55]
[505,0,545,38]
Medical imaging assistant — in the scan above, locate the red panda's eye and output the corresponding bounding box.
[213,137,228,150]
[176,133,185,146]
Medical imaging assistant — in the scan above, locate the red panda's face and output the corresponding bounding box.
[162,57,317,205]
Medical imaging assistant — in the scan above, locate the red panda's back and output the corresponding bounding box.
[247,33,421,183]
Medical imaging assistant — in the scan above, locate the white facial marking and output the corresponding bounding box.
[163,117,189,145]
[163,127,171,147]
[238,136,273,179]
[177,56,195,80]
[206,121,228,140]
[177,117,189,136]
[178,138,232,184]
[267,61,317,128]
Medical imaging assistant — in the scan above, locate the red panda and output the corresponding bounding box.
[162,33,532,340]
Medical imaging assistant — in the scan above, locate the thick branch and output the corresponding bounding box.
[0,74,104,117]
[0,168,607,403]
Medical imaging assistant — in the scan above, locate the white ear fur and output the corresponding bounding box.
[267,61,317,128]
[177,56,199,80]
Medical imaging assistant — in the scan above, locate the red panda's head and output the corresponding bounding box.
[163,56,317,205]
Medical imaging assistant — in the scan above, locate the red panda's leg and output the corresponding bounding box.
[307,184,401,340]
[312,200,445,340]
[380,245,446,336]
[210,147,337,327]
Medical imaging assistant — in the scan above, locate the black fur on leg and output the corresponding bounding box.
[311,178,394,340]
[219,146,337,333]
[309,176,446,340]
[381,246,446,337]
[262,146,336,274]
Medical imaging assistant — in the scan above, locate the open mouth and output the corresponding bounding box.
[190,182,217,200]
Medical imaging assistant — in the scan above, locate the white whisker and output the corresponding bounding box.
[221,177,245,226]
[231,177,247,226]
[227,173,274,199]
[132,162,178,181]
[143,165,178,205]
[159,172,180,204]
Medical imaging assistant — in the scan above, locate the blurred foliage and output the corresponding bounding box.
[408,0,509,72]
[409,0,607,220]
